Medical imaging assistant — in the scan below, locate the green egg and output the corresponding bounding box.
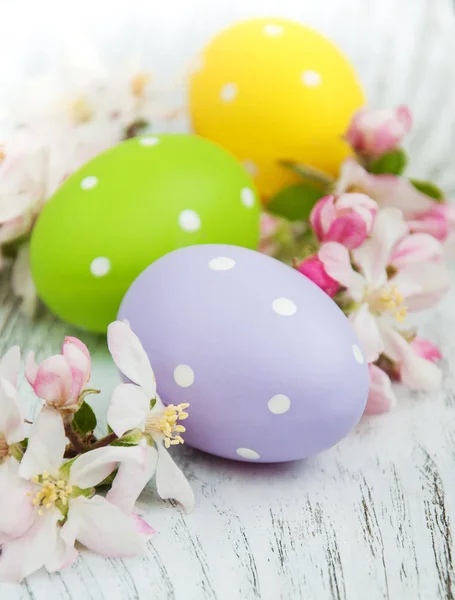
[30,134,260,332]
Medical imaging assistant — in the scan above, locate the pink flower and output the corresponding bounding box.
[25,337,92,410]
[318,208,450,372]
[0,407,152,583]
[310,193,378,249]
[408,203,455,242]
[335,159,434,220]
[296,255,340,297]
[345,105,412,157]
[365,364,397,415]
[106,320,195,514]
[409,337,442,363]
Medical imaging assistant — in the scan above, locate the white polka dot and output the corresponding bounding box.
[243,160,258,177]
[241,187,255,208]
[352,344,364,365]
[272,297,297,316]
[90,257,111,277]
[209,257,236,271]
[81,176,98,190]
[301,70,322,87]
[178,210,201,232]
[220,83,237,102]
[140,136,159,146]
[236,448,260,460]
[263,24,283,36]
[268,394,291,414]
[174,365,195,388]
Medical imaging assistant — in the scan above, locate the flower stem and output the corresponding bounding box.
[64,423,84,454]
[90,432,117,450]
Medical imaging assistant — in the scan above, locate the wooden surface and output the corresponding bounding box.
[2,0,455,598]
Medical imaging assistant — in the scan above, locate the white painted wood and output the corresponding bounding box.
[1,0,455,597]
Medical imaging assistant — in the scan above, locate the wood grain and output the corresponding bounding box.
[2,0,455,597]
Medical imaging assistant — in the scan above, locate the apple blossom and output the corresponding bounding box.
[25,336,93,410]
[345,105,412,157]
[295,255,340,297]
[106,320,195,514]
[0,407,153,583]
[310,193,378,249]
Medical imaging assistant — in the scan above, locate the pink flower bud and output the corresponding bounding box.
[25,336,91,409]
[310,193,378,249]
[345,105,412,157]
[410,337,442,363]
[296,255,340,297]
[408,203,455,242]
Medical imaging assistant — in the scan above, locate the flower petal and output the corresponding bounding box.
[349,304,384,363]
[296,255,340,298]
[107,383,150,438]
[325,212,370,250]
[318,242,365,301]
[309,195,336,241]
[0,377,25,444]
[365,365,397,415]
[107,320,156,398]
[62,495,150,558]
[379,324,442,390]
[156,444,195,512]
[0,458,35,540]
[70,444,144,489]
[352,208,407,286]
[107,441,158,514]
[390,233,444,269]
[0,510,60,583]
[0,346,21,388]
[410,337,442,363]
[25,351,39,386]
[62,336,91,400]
[392,262,451,311]
[19,407,67,480]
[32,355,73,405]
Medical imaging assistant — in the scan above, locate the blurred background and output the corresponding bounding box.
[1,0,455,192]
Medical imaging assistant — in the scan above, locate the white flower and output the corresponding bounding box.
[0,407,153,583]
[106,320,195,514]
[319,209,450,390]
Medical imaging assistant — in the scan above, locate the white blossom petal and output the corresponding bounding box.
[0,346,21,387]
[107,383,149,438]
[19,407,67,480]
[318,242,366,301]
[0,510,60,583]
[392,263,451,311]
[70,444,144,489]
[107,441,158,514]
[349,305,384,363]
[107,321,156,398]
[0,458,35,541]
[156,444,195,513]
[62,496,150,557]
[0,377,25,444]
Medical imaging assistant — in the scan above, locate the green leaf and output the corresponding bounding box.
[150,398,157,410]
[73,402,97,436]
[267,184,323,222]
[368,148,407,175]
[410,179,445,202]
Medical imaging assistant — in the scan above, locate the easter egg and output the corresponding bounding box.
[118,244,369,463]
[30,134,260,332]
[188,18,365,200]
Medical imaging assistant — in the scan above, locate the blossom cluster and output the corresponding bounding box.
[0,320,194,582]
[262,106,452,413]
[0,43,178,313]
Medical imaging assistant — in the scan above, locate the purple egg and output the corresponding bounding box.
[118,244,369,463]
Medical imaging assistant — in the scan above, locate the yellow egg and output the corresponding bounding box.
[188,18,365,200]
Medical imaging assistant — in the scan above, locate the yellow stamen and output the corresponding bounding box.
[370,285,408,323]
[145,403,190,447]
[69,96,94,124]
[29,472,73,516]
[131,73,152,98]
